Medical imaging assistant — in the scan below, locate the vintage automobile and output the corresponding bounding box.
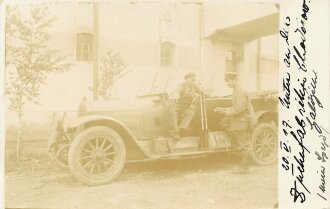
[48,87,278,186]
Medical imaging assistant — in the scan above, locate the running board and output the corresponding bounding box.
[126,148,241,163]
[168,137,199,153]
[151,149,231,160]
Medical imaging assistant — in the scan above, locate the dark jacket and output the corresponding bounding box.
[225,86,256,131]
[176,82,202,108]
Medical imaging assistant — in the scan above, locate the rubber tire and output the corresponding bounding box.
[48,132,69,169]
[250,122,277,165]
[68,126,126,186]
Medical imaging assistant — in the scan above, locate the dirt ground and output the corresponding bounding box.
[5,150,277,209]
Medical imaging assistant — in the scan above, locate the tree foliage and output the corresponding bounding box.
[5,5,70,115]
[99,49,130,100]
[5,5,71,160]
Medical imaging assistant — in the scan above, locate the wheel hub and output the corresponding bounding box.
[91,148,106,163]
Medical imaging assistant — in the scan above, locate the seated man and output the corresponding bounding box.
[215,71,256,173]
[171,72,203,138]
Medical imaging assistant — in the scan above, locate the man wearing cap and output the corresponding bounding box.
[171,72,203,138]
[215,71,255,174]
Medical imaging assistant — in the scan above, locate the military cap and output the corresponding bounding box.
[184,72,196,80]
[224,71,238,80]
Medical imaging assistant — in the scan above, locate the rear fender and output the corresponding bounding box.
[67,115,150,160]
[255,111,278,126]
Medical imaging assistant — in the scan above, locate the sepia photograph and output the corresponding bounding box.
[3,0,280,208]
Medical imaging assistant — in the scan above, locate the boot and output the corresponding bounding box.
[232,150,250,174]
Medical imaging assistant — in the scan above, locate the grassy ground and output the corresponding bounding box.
[5,123,55,176]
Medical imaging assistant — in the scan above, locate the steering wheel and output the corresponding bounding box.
[139,92,169,99]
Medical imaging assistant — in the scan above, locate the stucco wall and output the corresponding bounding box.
[5,1,278,126]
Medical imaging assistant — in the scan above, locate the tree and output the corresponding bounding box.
[5,5,71,161]
[98,49,130,100]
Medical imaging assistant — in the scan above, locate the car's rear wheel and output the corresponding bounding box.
[68,126,126,186]
[251,122,277,165]
[48,132,70,169]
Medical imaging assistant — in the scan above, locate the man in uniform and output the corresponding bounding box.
[215,71,256,174]
[78,96,88,116]
[171,72,203,138]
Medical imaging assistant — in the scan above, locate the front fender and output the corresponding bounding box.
[66,115,150,159]
[67,115,127,129]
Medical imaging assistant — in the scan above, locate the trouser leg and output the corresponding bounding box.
[239,136,252,170]
[172,109,180,133]
[230,130,252,173]
[179,109,195,129]
[226,131,240,149]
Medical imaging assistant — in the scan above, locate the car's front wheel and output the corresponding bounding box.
[68,126,126,186]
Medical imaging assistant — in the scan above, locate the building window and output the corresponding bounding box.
[76,33,93,61]
[225,50,237,74]
[160,42,175,67]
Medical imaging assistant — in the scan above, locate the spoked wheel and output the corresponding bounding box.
[48,132,70,169]
[68,126,126,186]
[251,122,277,165]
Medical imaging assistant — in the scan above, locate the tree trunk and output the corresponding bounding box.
[16,114,23,162]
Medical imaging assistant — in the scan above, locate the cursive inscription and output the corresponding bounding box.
[305,70,323,133]
[279,73,291,109]
[279,0,329,206]
[316,130,329,201]
[292,0,309,72]
[278,0,329,204]
[317,166,326,201]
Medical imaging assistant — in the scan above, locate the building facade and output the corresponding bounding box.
[6,0,279,124]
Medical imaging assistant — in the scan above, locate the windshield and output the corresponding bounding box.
[136,70,225,98]
[137,70,178,97]
[115,68,226,100]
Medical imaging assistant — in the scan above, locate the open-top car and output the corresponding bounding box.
[48,82,278,186]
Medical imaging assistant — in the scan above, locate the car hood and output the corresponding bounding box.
[87,98,157,112]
